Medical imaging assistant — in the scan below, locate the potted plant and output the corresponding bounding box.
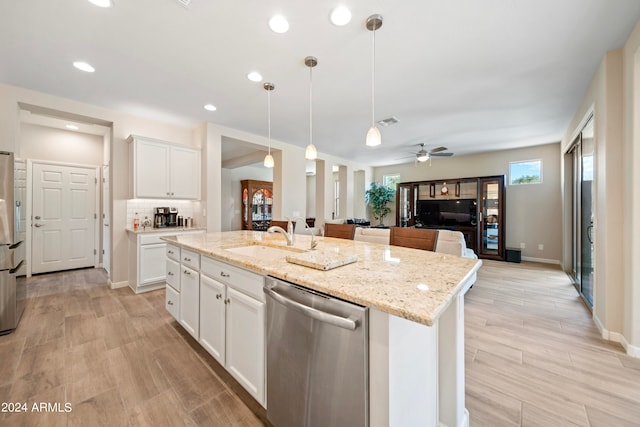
[365,182,395,227]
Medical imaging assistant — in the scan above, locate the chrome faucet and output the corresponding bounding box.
[292,216,317,250]
[267,217,295,246]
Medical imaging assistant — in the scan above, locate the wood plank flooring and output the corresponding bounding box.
[1,261,638,426]
[466,260,640,426]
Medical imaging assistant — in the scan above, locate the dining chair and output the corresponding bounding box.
[323,223,356,240]
[389,227,438,251]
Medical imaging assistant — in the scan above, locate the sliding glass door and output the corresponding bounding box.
[569,117,594,306]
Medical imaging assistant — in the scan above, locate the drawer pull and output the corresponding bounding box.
[220,272,230,278]
[184,257,191,262]
[183,270,191,275]
[224,298,230,305]
[168,250,174,254]
[167,300,174,306]
[216,293,222,299]
[167,272,174,276]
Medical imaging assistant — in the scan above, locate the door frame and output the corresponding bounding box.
[26,159,100,277]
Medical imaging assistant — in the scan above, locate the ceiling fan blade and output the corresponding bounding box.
[430,152,454,157]
[428,146,448,153]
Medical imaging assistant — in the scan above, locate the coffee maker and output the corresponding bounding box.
[168,207,178,227]
[154,207,169,228]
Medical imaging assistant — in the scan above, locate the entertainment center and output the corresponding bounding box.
[396,175,506,260]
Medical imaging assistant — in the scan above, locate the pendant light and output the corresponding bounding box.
[263,82,275,168]
[304,56,318,160]
[365,14,383,147]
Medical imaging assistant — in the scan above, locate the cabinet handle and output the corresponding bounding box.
[167,272,173,276]
[224,298,230,304]
[184,257,191,262]
[183,270,191,275]
[220,272,230,278]
[168,250,174,254]
[216,293,222,299]
[171,192,174,196]
[167,300,174,306]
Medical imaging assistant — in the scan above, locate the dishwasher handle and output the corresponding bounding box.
[264,285,357,330]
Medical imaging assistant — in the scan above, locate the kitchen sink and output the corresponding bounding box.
[224,244,305,260]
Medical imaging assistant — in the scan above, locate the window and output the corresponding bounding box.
[383,174,400,190]
[509,160,542,185]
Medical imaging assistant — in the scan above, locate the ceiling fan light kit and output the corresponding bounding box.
[365,14,383,147]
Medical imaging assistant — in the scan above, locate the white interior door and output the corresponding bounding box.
[31,163,97,274]
[102,164,110,275]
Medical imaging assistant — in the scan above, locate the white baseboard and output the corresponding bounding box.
[109,280,128,289]
[593,314,640,359]
[620,334,640,358]
[437,408,469,427]
[520,256,561,265]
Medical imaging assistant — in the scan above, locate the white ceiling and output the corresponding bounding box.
[1,0,639,166]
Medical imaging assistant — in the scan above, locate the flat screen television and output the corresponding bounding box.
[416,199,477,227]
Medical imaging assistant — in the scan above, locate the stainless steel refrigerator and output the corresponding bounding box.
[0,151,25,335]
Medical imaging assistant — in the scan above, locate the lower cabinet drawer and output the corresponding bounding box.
[201,256,264,302]
[166,258,180,291]
[165,285,179,320]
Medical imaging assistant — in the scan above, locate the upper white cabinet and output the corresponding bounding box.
[128,135,200,200]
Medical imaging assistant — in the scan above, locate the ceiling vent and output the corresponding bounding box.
[175,0,192,8]
[377,116,399,127]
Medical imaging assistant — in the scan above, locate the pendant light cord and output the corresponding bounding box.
[309,65,313,147]
[371,24,376,127]
[267,88,271,155]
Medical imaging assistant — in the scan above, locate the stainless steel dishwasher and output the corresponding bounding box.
[264,276,368,427]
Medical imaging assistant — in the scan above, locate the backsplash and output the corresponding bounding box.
[126,199,203,229]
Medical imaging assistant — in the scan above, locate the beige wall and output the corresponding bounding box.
[560,18,640,356]
[20,123,104,166]
[374,143,562,262]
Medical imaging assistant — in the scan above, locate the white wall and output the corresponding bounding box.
[374,143,562,262]
[20,123,103,166]
[221,165,273,231]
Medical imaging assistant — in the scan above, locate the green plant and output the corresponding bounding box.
[365,182,395,225]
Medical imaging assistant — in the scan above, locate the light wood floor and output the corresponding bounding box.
[1,262,638,426]
[466,260,640,426]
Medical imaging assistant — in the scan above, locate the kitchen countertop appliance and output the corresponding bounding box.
[154,207,169,228]
[168,207,178,227]
[264,276,368,427]
[0,151,26,335]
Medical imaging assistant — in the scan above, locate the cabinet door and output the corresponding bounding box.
[226,287,265,405]
[166,258,180,291]
[139,243,167,285]
[179,265,199,339]
[134,139,170,198]
[199,275,226,365]
[170,145,200,199]
[478,176,505,260]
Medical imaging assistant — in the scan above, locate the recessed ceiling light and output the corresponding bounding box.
[73,61,95,73]
[247,71,263,82]
[204,104,217,111]
[269,15,289,33]
[87,0,113,8]
[330,6,352,26]
[65,124,79,130]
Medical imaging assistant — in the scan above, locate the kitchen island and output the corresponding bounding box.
[163,230,481,427]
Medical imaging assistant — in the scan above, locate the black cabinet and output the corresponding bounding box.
[396,175,505,260]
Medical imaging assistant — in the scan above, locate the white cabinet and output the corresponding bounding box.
[199,256,265,406]
[128,135,200,200]
[128,229,204,294]
[165,283,179,319]
[225,286,265,402]
[199,274,226,364]
[179,264,200,339]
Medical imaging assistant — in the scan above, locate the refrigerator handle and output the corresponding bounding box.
[9,241,23,250]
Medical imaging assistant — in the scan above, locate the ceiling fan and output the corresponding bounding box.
[414,144,454,163]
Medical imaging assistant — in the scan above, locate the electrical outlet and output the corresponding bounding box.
[520,242,525,249]
[538,244,544,251]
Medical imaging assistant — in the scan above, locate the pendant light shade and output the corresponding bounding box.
[305,56,318,160]
[365,14,383,147]
[263,82,275,168]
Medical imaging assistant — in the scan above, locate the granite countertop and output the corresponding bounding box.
[126,226,207,234]
[162,230,482,326]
